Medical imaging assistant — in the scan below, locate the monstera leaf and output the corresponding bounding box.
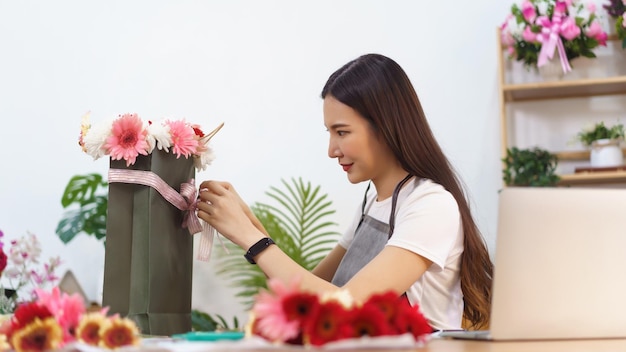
[215,177,340,308]
[56,173,108,244]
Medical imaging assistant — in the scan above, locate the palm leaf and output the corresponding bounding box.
[214,177,340,309]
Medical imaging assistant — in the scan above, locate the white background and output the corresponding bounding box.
[0,0,623,323]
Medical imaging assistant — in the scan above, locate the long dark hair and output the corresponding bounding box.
[321,53,493,329]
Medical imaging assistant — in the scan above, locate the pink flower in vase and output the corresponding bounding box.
[104,113,149,166]
[522,26,538,42]
[521,0,537,22]
[585,21,608,45]
[559,17,581,40]
[587,2,596,13]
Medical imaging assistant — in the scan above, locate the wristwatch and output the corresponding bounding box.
[244,237,275,264]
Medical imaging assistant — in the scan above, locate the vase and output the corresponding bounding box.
[538,60,566,81]
[590,139,624,168]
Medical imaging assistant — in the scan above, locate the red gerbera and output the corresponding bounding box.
[302,301,353,346]
[12,302,53,329]
[392,302,433,339]
[191,124,205,137]
[363,291,403,326]
[350,302,393,338]
[0,248,7,277]
[8,302,54,341]
[282,292,320,324]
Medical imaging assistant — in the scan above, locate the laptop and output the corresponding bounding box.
[442,187,626,341]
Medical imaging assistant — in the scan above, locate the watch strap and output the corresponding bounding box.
[244,237,275,264]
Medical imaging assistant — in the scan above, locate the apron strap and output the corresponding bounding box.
[388,174,413,238]
[358,174,414,238]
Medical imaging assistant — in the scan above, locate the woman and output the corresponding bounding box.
[197,53,493,330]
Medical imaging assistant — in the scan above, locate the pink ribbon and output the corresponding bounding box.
[108,169,221,261]
[535,14,572,74]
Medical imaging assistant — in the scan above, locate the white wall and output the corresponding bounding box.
[0,0,617,324]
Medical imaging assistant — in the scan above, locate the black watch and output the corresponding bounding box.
[244,237,275,264]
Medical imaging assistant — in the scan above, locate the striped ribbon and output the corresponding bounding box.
[108,168,219,261]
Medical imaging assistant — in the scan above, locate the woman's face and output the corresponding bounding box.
[323,95,398,185]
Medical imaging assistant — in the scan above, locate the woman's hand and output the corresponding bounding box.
[197,180,267,249]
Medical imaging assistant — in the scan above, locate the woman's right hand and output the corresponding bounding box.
[197,181,268,247]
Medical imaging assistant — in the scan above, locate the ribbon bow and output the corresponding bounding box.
[108,169,222,261]
[535,13,572,74]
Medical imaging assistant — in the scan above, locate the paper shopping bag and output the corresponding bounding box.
[102,149,195,336]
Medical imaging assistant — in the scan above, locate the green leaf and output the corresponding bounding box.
[60,173,107,208]
[502,147,560,187]
[191,309,218,331]
[56,173,108,244]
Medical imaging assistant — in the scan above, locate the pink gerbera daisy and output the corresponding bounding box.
[251,277,304,342]
[35,287,86,343]
[104,113,149,166]
[166,119,199,158]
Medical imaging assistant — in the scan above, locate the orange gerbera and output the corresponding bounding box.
[10,317,63,352]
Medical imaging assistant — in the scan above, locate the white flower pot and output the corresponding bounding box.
[590,138,624,168]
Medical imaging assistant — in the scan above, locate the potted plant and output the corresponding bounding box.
[500,0,608,78]
[502,147,561,187]
[603,0,626,48]
[575,122,625,167]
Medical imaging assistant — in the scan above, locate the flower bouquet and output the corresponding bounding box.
[79,112,223,171]
[0,230,61,314]
[0,287,140,352]
[604,0,626,48]
[500,0,608,75]
[246,278,433,347]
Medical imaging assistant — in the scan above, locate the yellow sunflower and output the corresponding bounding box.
[76,312,108,346]
[99,316,140,349]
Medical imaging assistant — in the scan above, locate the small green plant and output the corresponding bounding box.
[191,309,240,331]
[502,147,560,187]
[575,122,625,147]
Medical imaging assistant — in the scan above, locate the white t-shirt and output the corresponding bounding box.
[337,178,464,330]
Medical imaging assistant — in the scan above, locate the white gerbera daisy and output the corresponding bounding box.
[83,117,115,160]
[194,145,216,171]
[320,289,355,308]
[146,120,172,153]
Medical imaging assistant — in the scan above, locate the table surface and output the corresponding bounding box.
[424,338,626,352]
[130,336,626,352]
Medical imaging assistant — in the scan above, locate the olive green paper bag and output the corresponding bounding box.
[102,149,195,336]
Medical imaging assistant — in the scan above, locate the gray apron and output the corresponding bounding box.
[332,174,413,286]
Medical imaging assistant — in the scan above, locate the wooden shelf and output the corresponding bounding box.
[558,170,626,186]
[502,76,626,102]
[498,28,626,187]
[556,148,626,161]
